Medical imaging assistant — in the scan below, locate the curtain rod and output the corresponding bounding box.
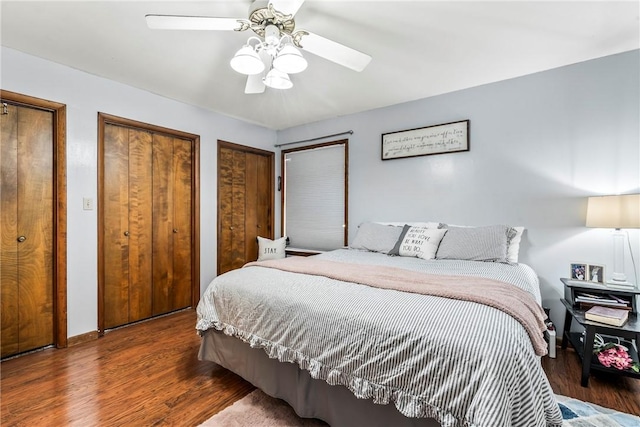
[274,130,353,148]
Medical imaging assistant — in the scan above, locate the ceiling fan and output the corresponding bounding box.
[146,0,372,94]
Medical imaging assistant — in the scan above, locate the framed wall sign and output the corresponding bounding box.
[381,120,469,160]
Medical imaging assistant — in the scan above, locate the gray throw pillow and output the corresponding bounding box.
[435,225,516,263]
[388,224,410,256]
[350,222,404,254]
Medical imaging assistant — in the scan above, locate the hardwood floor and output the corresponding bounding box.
[542,344,640,416]
[1,309,639,427]
[1,310,254,426]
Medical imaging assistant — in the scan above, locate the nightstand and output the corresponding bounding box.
[560,278,640,386]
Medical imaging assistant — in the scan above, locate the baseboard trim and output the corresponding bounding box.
[68,331,99,347]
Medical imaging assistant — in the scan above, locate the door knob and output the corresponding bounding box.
[173,229,178,233]
[124,231,130,236]
[229,227,234,230]
[17,235,26,243]
[257,225,261,229]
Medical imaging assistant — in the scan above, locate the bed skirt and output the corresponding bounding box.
[198,329,440,427]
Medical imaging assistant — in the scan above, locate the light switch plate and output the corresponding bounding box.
[83,197,93,210]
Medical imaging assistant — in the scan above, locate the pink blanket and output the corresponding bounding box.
[245,257,548,356]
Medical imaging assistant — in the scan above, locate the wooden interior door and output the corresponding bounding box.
[1,103,54,357]
[171,137,193,310]
[127,129,154,321]
[245,152,272,261]
[217,141,274,275]
[151,134,192,315]
[99,113,199,332]
[103,124,154,329]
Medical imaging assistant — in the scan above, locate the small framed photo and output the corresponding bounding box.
[588,264,605,284]
[570,263,587,281]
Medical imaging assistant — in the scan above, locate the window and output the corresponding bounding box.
[282,140,348,251]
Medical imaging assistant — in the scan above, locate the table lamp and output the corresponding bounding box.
[585,194,640,288]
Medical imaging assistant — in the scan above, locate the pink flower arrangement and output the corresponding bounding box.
[593,334,640,372]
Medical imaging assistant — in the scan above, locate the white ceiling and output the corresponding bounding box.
[2,1,638,130]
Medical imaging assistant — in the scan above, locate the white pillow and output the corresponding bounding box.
[508,226,525,263]
[389,226,448,260]
[257,236,287,261]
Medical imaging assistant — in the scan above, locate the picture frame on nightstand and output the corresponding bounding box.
[588,264,605,284]
[570,263,587,281]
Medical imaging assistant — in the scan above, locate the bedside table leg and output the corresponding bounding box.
[561,308,572,349]
[581,325,596,387]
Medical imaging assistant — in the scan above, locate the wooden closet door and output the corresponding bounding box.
[218,146,235,275]
[218,147,247,274]
[103,124,132,329]
[152,134,173,315]
[152,135,192,315]
[255,153,273,240]
[231,150,248,269]
[103,125,154,328]
[217,141,274,275]
[245,152,273,259]
[1,103,54,357]
[127,129,153,321]
[99,113,199,333]
[172,138,192,310]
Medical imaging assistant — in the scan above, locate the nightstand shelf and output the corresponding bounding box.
[561,277,638,313]
[563,330,640,380]
[559,280,640,387]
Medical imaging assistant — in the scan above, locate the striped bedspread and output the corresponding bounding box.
[197,249,562,427]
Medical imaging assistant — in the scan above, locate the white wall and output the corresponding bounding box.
[1,47,276,338]
[277,50,640,330]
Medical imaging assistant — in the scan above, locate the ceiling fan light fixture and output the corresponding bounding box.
[263,68,293,90]
[273,44,307,74]
[230,45,265,75]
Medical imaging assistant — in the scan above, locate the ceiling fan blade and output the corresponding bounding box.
[245,74,266,94]
[145,14,246,31]
[268,0,305,16]
[297,31,372,72]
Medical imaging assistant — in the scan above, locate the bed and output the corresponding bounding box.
[197,223,563,427]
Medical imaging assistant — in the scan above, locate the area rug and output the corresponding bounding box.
[200,389,640,426]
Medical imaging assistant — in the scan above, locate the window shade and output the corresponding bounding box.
[284,143,346,251]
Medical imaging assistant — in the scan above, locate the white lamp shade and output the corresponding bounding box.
[586,194,640,229]
[263,68,293,90]
[273,45,308,74]
[230,45,265,75]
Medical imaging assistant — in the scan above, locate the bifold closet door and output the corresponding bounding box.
[245,152,272,261]
[217,141,274,275]
[103,125,153,329]
[152,135,192,315]
[1,103,54,357]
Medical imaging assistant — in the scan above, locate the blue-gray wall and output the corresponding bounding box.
[3,43,638,335]
[1,46,275,337]
[277,50,640,330]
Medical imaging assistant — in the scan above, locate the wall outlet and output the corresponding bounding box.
[83,197,93,210]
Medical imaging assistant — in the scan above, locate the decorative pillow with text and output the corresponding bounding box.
[257,236,287,261]
[389,226,448,260]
